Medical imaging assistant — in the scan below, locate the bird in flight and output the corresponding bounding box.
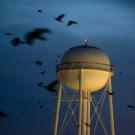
[43,80,58,93]
[57,55,61,58]
[39,70,46,75]
[38,101,41,105]
[0,111,8,118]
[37,9,42,13]
[118,71,122,75]
[4,32,13,35]
[40,105,44,109]
[85,122,90,127]
[126,105,135,109]
[77,124,80,128]
[55,14,65,22]
[11,37,24,46]
[35,60,43,66]
[25,28,51,45]
[90,92,94,96]
[67,20,78,26]
[107,92,115,95]
[37,82,44,87]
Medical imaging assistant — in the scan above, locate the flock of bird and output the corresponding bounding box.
[0,111,8,118]
[1,10,134,123]
[0,59,58,118]
[37,10,78,26]
[55,14,78,26]
[9,28,51,46]
[37,80,58,93]
[4,12,78,46]
[35,60,58,93]
[2,10,68,116]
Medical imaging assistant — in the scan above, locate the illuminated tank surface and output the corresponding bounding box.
[57,45,114,91]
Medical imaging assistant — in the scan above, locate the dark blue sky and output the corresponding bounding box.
[0,0,135,135]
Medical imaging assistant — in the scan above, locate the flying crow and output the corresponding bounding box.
[0,111,8,118]
[37,9,42,13]
[25,28,51,45]
[107,92,115,95]
[35,61,43,66]
[67,20,78,26]
[37,82,44,87]
[11,37,24,46]
[44,80,58,93]
[126,105,135,109]
[55,14,65,22]
[39,70,46,75]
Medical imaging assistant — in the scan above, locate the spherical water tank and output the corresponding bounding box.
[57,45,114,92]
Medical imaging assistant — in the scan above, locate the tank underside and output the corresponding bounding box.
[58,69,111,91]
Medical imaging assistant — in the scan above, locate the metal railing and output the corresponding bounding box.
[56,62,115,73]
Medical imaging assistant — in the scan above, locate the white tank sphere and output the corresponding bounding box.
[57,45,114,92]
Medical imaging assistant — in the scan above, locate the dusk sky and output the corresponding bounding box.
[0,0,135,135]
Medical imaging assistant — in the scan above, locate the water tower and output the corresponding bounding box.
[53,41,115,135]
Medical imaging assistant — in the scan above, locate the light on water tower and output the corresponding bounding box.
[53,41,115,135]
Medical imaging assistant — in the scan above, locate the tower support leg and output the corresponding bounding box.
[78,69,83,135]
[53,80,62,135]
[87,92,90,135]
[82,92,87,135]
[107,77,115,135]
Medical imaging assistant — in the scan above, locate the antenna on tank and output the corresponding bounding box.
[84,39,88,47]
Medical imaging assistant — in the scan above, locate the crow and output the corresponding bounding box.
[118,71,122,75]
[39,70,46,75]
[67,20,78,26]
[55,14,65,22]
[126,105,135,109]
[37,9,42,13]
[37,82,44,87]
[11,37,24,46]
[35,61,43,66]
[90,92,94,96]
[38,101,41,104]
[44,80,58,93]
[107,92,115,95]
[25,28,51,45]
[85,122,90,127]
[57,55,61,58]
[0,111,8,118]
[40,105,43,109]
[77,124,80,128]
[5,32,13,35]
